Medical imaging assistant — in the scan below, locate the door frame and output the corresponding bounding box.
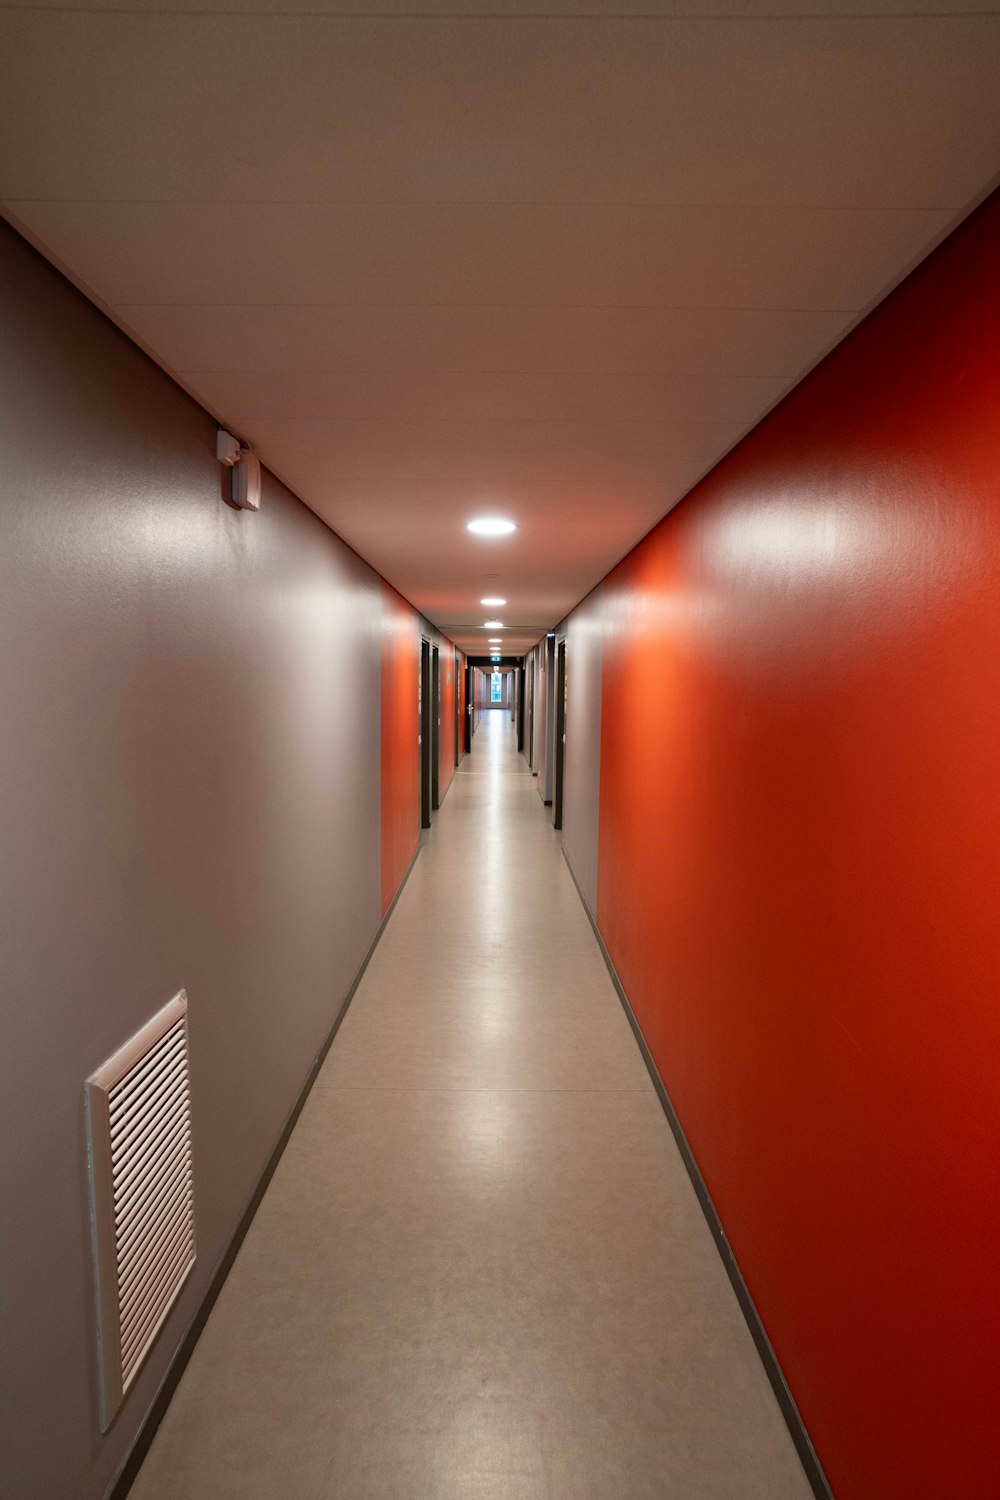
[420,638,432,829]
[455,650,461,766]
[553,638,567,830]
[526,656,535,770]
[431,644,440,811]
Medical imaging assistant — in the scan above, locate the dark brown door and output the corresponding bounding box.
[554,639,567,830]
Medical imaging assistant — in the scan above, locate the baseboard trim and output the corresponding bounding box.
[106,843,422,1500]
[560,846,835,1500]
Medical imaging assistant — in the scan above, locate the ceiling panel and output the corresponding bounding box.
[5,0,997,14]
[113,302,857,380]
[250,416,746,474]
[2,14,999,208]
[2,199,956,310]
[174,371,792,425]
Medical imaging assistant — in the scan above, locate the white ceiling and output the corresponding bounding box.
[2,2,998,656]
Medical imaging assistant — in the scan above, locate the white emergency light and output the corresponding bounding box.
[216,428,261,511]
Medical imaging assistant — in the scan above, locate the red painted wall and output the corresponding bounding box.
[596,193,1000,1500]
[380,581,419,914]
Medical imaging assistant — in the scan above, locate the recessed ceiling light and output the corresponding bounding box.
[483,619,504,628]
[488,637,502,643]
[480,596,507,606]
[468,518,516,536]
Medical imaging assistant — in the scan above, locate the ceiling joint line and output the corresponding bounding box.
[1,197,961,213]
[1,4,997,17]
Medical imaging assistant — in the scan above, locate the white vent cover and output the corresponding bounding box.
[86,991,196,1429]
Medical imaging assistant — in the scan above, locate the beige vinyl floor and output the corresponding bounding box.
[129,712,813,1500]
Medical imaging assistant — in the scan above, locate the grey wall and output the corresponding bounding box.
[0,223,384,1500]
[560,588,604,914]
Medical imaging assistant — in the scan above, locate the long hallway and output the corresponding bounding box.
[130,712,812,1500]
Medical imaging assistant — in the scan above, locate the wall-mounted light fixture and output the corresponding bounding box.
[217,429,261,511]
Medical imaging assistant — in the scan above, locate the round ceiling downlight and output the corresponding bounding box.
[467,518,516,536]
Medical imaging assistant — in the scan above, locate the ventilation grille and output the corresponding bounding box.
[86,991,196,1429]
